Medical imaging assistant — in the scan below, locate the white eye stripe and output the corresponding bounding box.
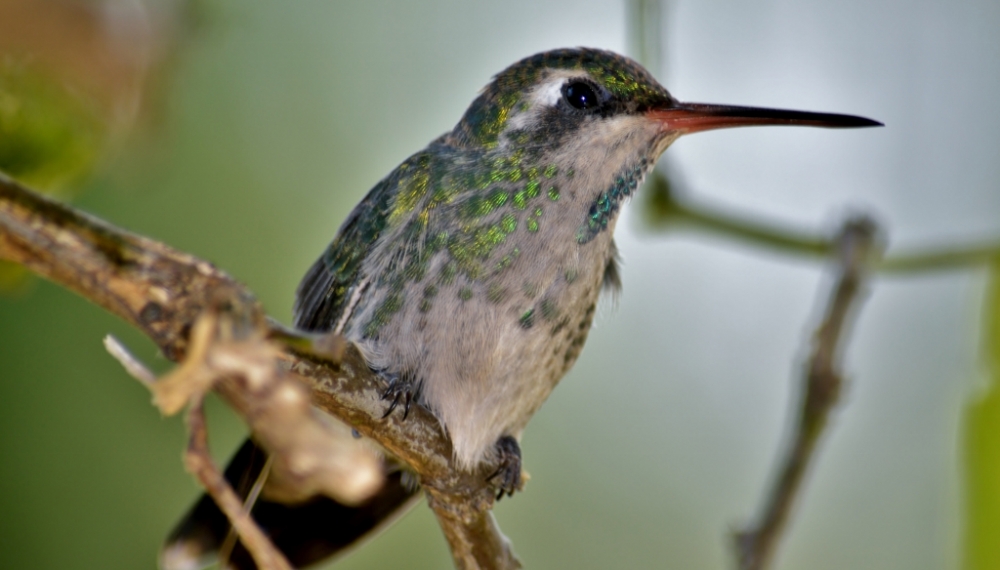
[502,73,593,138]
[535,79,566,107]
[529,72,591,108]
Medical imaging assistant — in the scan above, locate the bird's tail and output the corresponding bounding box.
[160,438,419,570]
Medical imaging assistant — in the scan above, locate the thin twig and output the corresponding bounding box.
[733,217,881,570]
[879,246,1000,273]
[184,399,293,570]
[103,334,156,386]
[219,455,274,567]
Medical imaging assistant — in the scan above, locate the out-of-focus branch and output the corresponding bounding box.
[733,217,881,570]
[625,4,989,568]
[627,0,663,79]
[185,399,294,570]
[642,171,1000,271]
[0,172,519,570]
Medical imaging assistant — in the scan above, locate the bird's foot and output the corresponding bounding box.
[487,436,522,500]
[380,372,418,420]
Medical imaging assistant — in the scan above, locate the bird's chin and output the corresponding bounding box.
[652,130,683,158]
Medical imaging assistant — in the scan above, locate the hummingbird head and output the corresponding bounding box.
[444,48,880,243]
[449,47,880,158]
[449,48,676,153]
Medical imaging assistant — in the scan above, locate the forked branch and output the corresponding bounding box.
[0,172,519,570]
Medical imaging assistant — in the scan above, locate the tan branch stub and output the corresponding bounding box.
[151,312,225,416]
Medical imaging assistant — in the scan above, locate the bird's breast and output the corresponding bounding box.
[340,150,628,467]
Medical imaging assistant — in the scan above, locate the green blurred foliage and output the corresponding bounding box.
[0,260,29,292]
[0,59,110,288]
[0,59,107,193]
[964,268,1000,570]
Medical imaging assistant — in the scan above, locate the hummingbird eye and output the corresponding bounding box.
[562,81,601,111]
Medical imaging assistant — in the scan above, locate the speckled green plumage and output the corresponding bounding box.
[295,143,577,337]
[295,49,672,340]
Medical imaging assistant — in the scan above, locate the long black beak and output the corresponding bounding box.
[648,101,882,133]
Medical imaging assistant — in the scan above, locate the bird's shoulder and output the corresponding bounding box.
[292,143,467,332]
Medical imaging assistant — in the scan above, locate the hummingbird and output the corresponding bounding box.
[162,48,880,569]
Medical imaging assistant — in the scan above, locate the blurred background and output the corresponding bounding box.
[1,0,998,568]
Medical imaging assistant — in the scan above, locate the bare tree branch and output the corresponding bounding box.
[0,171,520,569]
[733,217,881,570]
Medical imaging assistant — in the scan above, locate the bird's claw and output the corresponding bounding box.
[380,373,417,420]
[487,436,522,500]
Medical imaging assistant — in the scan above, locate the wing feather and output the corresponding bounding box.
[293,174,399,332]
